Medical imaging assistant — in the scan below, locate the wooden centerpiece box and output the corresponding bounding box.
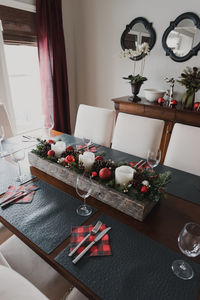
[28,152,157,221]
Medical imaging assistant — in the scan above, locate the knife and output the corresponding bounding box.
[1,188,39,208]
[72,227,111,264]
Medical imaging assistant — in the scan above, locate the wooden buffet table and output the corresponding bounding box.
[112,96,200,162]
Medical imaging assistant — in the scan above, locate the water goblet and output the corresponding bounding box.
[172,222,200,280]
[11,148,25,183]
[44,114,54,138]
[147,149,161,169]
[83,137,92,149]
[75,173,93,216]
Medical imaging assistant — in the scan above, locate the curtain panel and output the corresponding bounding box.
[36,0,71,134]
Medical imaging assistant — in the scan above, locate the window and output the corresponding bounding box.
[4,44,43,133]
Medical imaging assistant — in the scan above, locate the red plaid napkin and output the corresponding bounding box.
[76,144,97,153]
[70,224,112,256]
[0,184,37,205]
[129,161,152,171]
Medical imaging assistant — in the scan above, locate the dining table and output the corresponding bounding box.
[0,130,200,300]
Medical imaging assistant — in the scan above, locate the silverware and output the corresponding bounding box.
[1,188,39,208]
[68,220,103,257]
[72,227,111,264]
[134,159,144,168]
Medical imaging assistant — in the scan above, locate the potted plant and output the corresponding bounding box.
[177,67,200,109]
[121,43,149,102]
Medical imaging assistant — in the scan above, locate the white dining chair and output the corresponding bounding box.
[0,103,13,139]
[111,113,164,158]
[74,104,115,147]
[164,123,200,176]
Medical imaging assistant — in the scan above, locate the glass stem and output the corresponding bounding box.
[0,141,2,156]
[18,161,22,178]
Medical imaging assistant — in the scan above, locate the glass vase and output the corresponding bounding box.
[182,90,195,109]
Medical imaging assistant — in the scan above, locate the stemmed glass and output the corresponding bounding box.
[0,125,7,158]
[83,137,92,150]
[172,222,200,280]
[147,149,161,169]
[11,148,25,183]
[44,114,54,138]
[75,173,93,216]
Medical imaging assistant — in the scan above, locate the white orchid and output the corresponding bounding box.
[138,42,150,55]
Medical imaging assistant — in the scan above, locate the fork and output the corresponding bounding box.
[68,220,102,257]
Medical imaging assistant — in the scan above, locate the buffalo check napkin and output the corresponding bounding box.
[70,224,112,256]
[76,144,97,153]
[0,184,37,205]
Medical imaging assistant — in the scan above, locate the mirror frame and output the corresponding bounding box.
[121,17,156,61]
[162,12,200,62]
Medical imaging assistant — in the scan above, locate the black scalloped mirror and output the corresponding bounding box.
[162,12,200,62]
[121,17,156,61]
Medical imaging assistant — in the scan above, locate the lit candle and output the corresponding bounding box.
[115,165,135,186]
[79,151,95,171]
[51,141,66,157]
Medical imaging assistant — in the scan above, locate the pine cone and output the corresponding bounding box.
[61,150,76,157]
[92,160,115,173]
[132,171,146,190]
[40,142,51,157]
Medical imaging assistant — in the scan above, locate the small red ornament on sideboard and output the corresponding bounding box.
[193,102,200,111]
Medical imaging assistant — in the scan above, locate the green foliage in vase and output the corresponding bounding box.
[123,74,148,84]
[177,67,200,93]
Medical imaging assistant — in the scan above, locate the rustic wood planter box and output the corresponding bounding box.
[28,152,156,221]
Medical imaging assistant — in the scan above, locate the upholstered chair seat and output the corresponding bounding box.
[164,123,200,176]
[111,113,164,158]
[74,104,115,147]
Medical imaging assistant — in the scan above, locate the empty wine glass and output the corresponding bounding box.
[0,125,7,158]
[76,173,92,216]
[83,137,92,149]
[147,149,161,169]
[172,222,200,280]
[44,114,54,138]
[11,148,25,183]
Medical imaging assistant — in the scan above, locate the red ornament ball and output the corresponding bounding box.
[66,145,74,151]
[141,185,148,193]
[194,102,200,111]
[158,97,164,104]
[47,140,55,144]
[65,155,75,164]
[91,171,97,178]
[95,156,104,161]
[170,99,178,107]
[99,167,112,180]
[47,150,55,157]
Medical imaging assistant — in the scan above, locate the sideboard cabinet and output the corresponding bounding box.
[112,96,200,163]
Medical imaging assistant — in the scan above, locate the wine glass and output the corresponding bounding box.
[44,114,54,138]
[75,173,93,216]
[11,148,25,183]
[0,125,7,158]
[172,222,200,280]
[147,149,161,169]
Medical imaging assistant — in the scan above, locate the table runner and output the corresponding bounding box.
[52,134,200,206]
[0,179,96,254]
[55,214,200,300]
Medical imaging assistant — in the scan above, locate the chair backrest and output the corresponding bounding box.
[0,103,13,139]
[111,113,164,158]
[164,123,200,176]
[74,104,115,147]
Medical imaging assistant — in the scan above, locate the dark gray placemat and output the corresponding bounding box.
[0,180,96,254]
[55,214,200,300]
[0,159,33,194]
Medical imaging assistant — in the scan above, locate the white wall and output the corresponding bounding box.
[62,0,200,131]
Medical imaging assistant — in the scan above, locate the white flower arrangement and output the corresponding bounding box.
[121,42,150,77]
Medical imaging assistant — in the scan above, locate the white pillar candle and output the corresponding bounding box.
[79,151,95,171]
[51,141,66,157]
[115,165,135,186]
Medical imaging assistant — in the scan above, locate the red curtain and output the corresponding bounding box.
[36,0,71,134]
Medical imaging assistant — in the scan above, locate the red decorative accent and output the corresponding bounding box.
[95,156,104,161]
[47,150,55,156]
[141,186,148,193]
[170,99,178,108]
[91,171,97,178]
[99,168,112,180]
[194,102,200,111]
[65,145,74,151]
[65,155,75,164]
[36,0,71,133]
[129,162,135,167]
[158,97,164,104]
[47,140,55,144]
